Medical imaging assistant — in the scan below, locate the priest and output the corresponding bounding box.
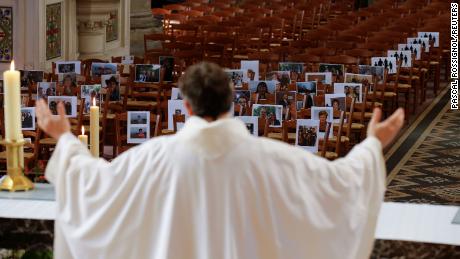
[36,62,404,259]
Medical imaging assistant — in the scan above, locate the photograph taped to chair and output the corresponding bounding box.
[135,64,161,83]
[296,81,317,95]
[101,74,121,101]
[296,119,320,153]
[418,32,439,47]
[371,57,397,74]
[160,56,175,82]
[334,83,362,103]
[319,63,345,83]
[91,63,118,77]
[279,62,304,82]
[325,94,346,123]
[128,111,150,144]
[58,73,78,96]
[167,99,188,130]
[55,61,81,74]
[388,50,412,68]
[252,104,283,128]
[225,69,245,88]
[311,106,333,138]
[266,71,290,89]
[21,107,36,131]
[234,90,251,116]
[47,96,77,118]
[20,70,44,87]
[81,85,102,114]
[121,55,134,64]
[237,116,258,136]
[37,82,57,100]
[248,81,276,98]
[344,73,372,85]
[398,43,421,60]
[407,37,430,52]
[276,91,296,117]
[358,65,384,83]
[305,72,332,85]
[171,87,183,100]
[241,60,259,82]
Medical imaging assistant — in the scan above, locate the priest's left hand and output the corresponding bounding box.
[36,99,71,140]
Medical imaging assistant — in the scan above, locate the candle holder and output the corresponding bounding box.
[0,138,34,191]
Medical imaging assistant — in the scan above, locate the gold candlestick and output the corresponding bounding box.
[0,139,34,191]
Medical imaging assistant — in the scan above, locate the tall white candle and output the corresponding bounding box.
[90,97,99,157]
[3,61,21,141]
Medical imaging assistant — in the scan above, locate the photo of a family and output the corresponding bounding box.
[101,74,121,101]
[279,62,304,82]
[305,72,332,85]
[344,73,372,85]
[371,57,397,74]
[388,50,412,68]
[237,116,258,136]
[398,43,421,60]
[252,104,283,127]
[296,119,319,153]
[21,107,35,130]
[407,37,429,52]
[358,65,384,83]
[266,71,291,89]
[47,96,77,118]
[241,60,259,82]
[55,61,81,74]
[58,73,78,96]
[81,85,102,114]
[37,82,57,100]
[418,31,439,47]
[91,63,118,77]
[334,83,362,103]
[319,64,344,83]
[135,64,161,83]
[226,70,245,88]
[20,70,44,87]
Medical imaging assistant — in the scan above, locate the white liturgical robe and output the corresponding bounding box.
[46,116,386,259]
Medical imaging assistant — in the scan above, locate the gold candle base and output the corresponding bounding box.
[0,139,34,192]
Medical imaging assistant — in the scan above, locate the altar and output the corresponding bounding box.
[1,184,459,257]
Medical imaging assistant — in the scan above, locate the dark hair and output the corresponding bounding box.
[179,62,232,119]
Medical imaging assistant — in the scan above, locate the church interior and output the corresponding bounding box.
[0,0,459,258]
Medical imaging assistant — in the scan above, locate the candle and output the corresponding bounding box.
[78,126,88,147]
[90,97,99,157]
[3,61,21,141]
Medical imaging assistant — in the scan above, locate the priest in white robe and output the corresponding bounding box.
[36,62,404,259]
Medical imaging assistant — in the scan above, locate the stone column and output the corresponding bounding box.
[130,0,161,57]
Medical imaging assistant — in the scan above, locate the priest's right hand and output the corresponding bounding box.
[367,107,405,149]
[36,99,71,140]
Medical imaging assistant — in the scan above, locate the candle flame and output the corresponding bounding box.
[92,97,96,106]
[81,126,85,135]
[10,60,14,71]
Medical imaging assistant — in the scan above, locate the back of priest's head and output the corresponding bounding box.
[179,62,232,120]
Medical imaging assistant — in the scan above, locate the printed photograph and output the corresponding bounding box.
[91,63,118,77]
[296,119,320,153]
[388,50,412,68]
[171,87,183,100]
[47,96,77,118]
[20,70,44,87]
[296,81,317,95]
[135,64,161,83]
[56,61,81,74]
[371,57,397,74]
[128,126,149,144]
[167,99,187,130]
[276,91,296,117]
[226,70,245,88]
[266,71,291,87]
[21,107,36,130]
[252,104,283,127]
[319,63,344,83]
[334,83,362,103]
[407,37,429,52]
[344,73,372,85]
[279,62,304,82]
[233,90,251,116]
[325,94,347,122]
[248,81,276,99]
[101,74,121,101]
[237,116,258,136]
[129,111,149,125]
[241,60,259,82]
[37,82,57,100]
[305,72,332,85]
[418,32,439,47]
[398,43,421,60]
[160,56,175,82]
[311,106,333,134]
[358,65,384,83]
[81,85,102,114]
[58,73,78,96]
